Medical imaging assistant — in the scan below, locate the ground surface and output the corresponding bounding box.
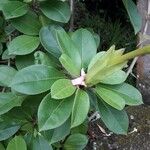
[86,105,150,150]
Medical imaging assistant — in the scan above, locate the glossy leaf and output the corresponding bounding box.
[71,121,88,135]
[2,1,28,19]
[71,89,90,128]
[16,54,34,70]
[95,85,125,110]
[3,107,29,127]
[11,11,42,35]
[59,54,80,77]
[51,79,76,99]
[42,119,70,144]
[38,93,73,131]
[0,123,20,141]
[88,89,98,111]
[5,24,16,35]
[40,0,71,23]
[0,1,9,11]
[94,62,126,85]
[86,50,112,85]
[0,143,5,150]
[56,29,81,71]
[11,65,64,95]
[87,51,105,71]
[8,35,40,55]
[0,65,17,87]
[6,136,27,150]
[93,32,100,48]
[23,133,34,150]
[50,119,70,144]
[100,70,127,85]
[32,136,53,150]
[2,49,15,60]
[34,51,57,68]
[0,43,3,55]
[71,28,97,68]
[122,0,142,34]
[39,26,61,58]
[0,92,24,115]
[105,83,143,105]
[21,93,46,118]
[64,134,88,150]
[97,98,129,134]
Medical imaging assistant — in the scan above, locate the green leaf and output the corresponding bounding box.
[11,11,42,35]
[34,51,57,68]
[56,29,81,71]
[104,83,143,106]
[2,1,28,19]
[21,93,46,118]
[87,61,126,86]
[11,65,64,95]
[97,98,129,134]
[95,85,125,110]
[71,89,90,128]
[5,24,16,35]
[32,136,53,150]
[23,133,34,149]
[39,25,62,58]
[8,35,40,55]
[71,28,97,68]
[42,119,70,144]
[0,92,24,115]
[86,46,127,86]
[122,0,142,34]
[38,93,73,131]
[0,143,5,150]
[40,0,71,23]
[86,46,125,86]
[51,119,70,144]
[0,65,17,87]
[0,123,20,141]
[86,51,111,85]
[3,107,29,126]
[93,62,126,85]
[51,79,76,99]
[87,89,98,111]
[6,136,27,150]
[0,0,9,11]
[16,53,35,70]
[71,121,88,135]
[0,43,3,55]
[59,54,80,77]
[87,51,105,71]
[2,49,15,60]
[93,32,100,48]
[100,70,127,85]
[64,134,88,150]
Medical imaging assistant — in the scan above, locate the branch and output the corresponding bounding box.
[69,0,74,31]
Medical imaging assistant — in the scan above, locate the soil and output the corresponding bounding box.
[86,105,150,150]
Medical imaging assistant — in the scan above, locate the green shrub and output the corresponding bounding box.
[0,0,148,149]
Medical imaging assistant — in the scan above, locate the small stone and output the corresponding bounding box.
[139,83,142,87]
[130,115,134,120]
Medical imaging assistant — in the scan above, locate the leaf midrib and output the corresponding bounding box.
[42,100,65,129]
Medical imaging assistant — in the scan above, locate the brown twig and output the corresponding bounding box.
[69,0,75,31]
